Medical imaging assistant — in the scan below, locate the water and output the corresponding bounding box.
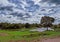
[30,27,54,32]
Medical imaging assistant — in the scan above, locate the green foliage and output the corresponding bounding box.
[0,23,25,29]
[0,23,41,29]
[52,24,60,31]
[25,23,30,28]
[41,16,55,27]
[52,24,60,29]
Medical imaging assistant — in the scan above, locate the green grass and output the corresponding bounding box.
[0,29,41,42]
[0,29,60,42]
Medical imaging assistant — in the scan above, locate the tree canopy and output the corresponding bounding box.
[41,16,55,27]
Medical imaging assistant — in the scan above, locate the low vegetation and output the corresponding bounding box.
[0,28,60,42]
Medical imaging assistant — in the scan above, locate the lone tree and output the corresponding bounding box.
[41,16,55,30]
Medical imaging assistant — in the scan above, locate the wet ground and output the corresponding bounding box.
[30,27,54,32]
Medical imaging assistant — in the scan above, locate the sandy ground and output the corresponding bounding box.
[10,37,60,42]
[41,37,60,42]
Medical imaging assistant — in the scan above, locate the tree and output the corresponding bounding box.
[25,23,30,28]
[41,16,55,30]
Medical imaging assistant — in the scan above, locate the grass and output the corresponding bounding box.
[0,29,41,42]
[0,28,60,42]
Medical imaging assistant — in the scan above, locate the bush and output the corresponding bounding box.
[25,23,30,28]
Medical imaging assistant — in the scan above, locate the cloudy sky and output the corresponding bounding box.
[0,0,60,24]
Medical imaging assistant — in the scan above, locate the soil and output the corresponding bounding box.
[9,37,60,42]
[0,33,8,36]
[41,37,60,42]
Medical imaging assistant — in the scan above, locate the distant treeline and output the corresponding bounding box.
[0,23,41,29]
[0,22,60,30]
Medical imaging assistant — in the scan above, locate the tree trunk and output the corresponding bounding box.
[47,27,48,31]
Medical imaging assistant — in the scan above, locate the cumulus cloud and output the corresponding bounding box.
[0,0,60,24]
[42,0,60,4]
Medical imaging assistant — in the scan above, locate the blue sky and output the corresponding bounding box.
[0,0,60,24]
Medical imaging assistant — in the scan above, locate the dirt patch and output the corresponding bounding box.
[28,36,60,42]
[0,33,8,36]
[9,36,60,42]
[9,40,27,42]
[41,37,60,42]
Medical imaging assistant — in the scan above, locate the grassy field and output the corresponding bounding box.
[0,29,60,42]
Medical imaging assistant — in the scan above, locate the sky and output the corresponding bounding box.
[0,0,60,24]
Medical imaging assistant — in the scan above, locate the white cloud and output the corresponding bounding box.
[32,0,41,4]
[0,0,16,7]
[0,0,60,24]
